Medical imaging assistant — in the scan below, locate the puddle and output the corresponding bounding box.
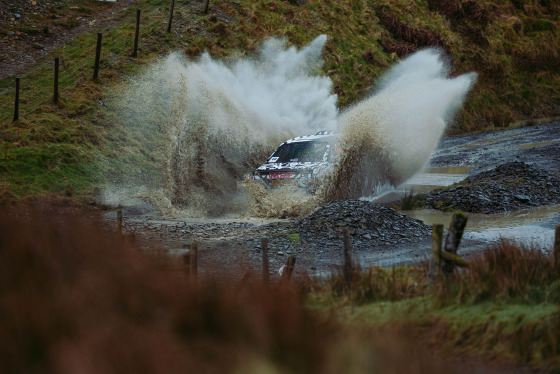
[371,165,560,249]
[402,205,560,249]
[423,166,474,174]
[403,166,471,188]
[370,165,472,201]
[457,133,520,149]
[515,140,560,150]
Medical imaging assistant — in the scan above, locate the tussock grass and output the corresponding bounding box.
[436,239,560,304]
[311,239,560,369]
[398,188,424,210]
[314,265,428,305]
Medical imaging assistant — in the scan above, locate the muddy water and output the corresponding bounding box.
[395,167,560,249]
[369,166,473,202]
[405,205,560,249]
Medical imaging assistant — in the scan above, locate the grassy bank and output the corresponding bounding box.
[309,239,560,370]
[1,0,559,199]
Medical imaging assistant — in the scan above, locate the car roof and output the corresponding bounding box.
[284,130,338,144]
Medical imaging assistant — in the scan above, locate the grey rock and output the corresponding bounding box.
[422,162,560,214]
[514,195,530,203]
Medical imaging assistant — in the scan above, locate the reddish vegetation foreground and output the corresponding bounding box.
[1,202,558,373]
[0,204,333,373]
[0,201,557,373]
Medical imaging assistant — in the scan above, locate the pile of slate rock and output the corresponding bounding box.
[422,162,560,213]
[293,200,431,249]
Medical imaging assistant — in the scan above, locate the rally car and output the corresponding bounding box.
[252,130,340,191]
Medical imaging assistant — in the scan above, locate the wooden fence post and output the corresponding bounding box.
[429,224,443,287]
[53,57,59,104]
[442,212,468,275]
[262,238,269,283]
[555,224,560,266]
[93,32,102,80]
[132,9,140,57]
[167,0,175,33]
[13,77,20,122]
[117,209,122,236]
[191,242,198,277]
[280,256,296,282]
[182,245,191,278]
[342,228,352,283]
[204,0,210,14]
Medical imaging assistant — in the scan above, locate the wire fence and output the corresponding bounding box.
[0,0,207,125]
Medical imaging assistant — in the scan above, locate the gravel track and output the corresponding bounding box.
[110,121,560,279]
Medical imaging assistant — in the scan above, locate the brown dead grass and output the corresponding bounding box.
[376,7,450,57]
[438,239,560,304]
[0,205,333,373]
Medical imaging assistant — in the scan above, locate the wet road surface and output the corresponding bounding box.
[111,121,560,279]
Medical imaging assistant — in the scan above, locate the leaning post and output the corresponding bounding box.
[429,224,444,288]
[132,9,141,57]
[183,251,191,276]
[93,32,102,80]
[13,77,20,122]
[262,238,269,283]
[442,212,468,275]
[342,228,352,284]
[53,57,59,104]
[191,242,198,280]
[116,209,122,236]
[167,0,175,33]
[280,256,296,283]
[554,224,560,267]
[182,244,191,279]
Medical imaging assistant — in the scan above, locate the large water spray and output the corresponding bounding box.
[321,48,477,201]
[113,36,476,217]
[115,35,337,216]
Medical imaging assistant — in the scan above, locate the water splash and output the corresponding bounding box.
[113,40,476,218]
[320,48,477,201]
[114,35,337,216]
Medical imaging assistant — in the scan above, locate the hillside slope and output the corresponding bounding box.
[0,0,559,198]
[213,0,560,132]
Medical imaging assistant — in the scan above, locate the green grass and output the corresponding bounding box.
[0,145,100,195]
[345,299,560,368]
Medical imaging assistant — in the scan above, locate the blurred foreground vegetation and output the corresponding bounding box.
[1,203,558,372]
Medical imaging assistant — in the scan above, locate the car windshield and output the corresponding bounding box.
[270,141,328,163]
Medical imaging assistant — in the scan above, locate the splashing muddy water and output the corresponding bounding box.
[115,35,336,216]
[320,49,477,202]
[112,37,476,218]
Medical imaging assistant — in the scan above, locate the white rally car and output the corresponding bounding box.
[252,130,340,191]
